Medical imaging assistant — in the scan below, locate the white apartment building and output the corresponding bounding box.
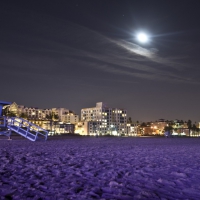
[51,108,79,124]
[61,113,79,124]
[81,102,127,136]
[52,108,69,120]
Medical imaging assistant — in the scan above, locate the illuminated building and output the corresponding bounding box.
[6,102,79,134]
[81,102,127,136]
[127,123,139,136]
[51,108,79,124]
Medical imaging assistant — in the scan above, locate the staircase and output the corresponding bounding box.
[2,117,48,141]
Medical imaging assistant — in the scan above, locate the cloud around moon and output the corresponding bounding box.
[0,10,199,85]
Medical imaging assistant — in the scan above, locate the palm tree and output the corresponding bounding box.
[2,106,9,116]
[140,122,147,127]
[54,114,59,120]
[19,112,28,119]
[197,128,200,137]
[6,111,16,117]
[164,125,173,136]
[127,117,132,124]
[46,113,59,121]
[187,120,192,137]
[192,124,197,136]
[132,120,139,135]
[46,112,59,133]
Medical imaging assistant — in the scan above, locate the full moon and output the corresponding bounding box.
[137,33,149,43]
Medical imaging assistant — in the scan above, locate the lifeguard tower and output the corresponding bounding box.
[0,101,48,141]
[0,101,12,139]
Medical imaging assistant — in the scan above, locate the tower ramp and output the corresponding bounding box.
[7,117,48,141]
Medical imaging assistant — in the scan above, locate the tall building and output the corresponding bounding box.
[81,102,127,135]
[51,108,79,124]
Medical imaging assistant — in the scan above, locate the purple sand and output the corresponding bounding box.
[0,136,200,200]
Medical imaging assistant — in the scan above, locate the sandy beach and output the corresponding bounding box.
[0,136,200,199]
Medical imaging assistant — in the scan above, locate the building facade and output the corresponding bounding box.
[81,102,127,136]
[75,121,88,135]
[6,102,79,134]
[127,123,138,136]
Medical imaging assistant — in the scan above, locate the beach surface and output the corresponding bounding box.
[0,136,200,199]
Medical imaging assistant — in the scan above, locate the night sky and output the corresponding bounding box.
[1,0,200,122]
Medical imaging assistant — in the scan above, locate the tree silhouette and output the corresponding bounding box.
[6,111,16,117]
[140,122,147,127]
[19,112,28,119]
[187,120,192,137]
[46,112,59,133]
[164,125,173,133]
[54,114,59,120]
[192,124,197,136]
[127,117,132,124]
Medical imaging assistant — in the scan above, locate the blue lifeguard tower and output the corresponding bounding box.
[0,101,12,139]
[0,101,48,141]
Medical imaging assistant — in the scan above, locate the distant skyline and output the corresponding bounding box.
[1,1,200,122]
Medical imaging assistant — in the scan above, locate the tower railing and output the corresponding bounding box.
[6,117,48,141]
